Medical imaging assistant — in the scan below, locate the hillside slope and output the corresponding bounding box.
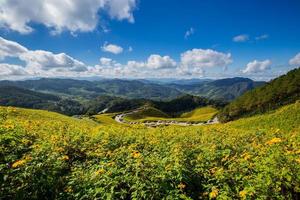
[1,102,299,199]
[0,85,85,115]
[167,77,265,101]
[218,67,300,122]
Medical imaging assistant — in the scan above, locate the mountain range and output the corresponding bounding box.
[0,77,264,102]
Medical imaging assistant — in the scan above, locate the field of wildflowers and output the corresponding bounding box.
[1,102,300,199]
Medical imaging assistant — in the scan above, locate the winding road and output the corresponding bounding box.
[114,108,219,127]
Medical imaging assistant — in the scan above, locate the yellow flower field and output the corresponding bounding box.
[1,102,300,199]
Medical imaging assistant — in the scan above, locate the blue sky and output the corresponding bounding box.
[0,0,300,80]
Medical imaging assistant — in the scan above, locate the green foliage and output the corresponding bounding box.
[124,106,218,123]
[167,77,265,102]
[124,107,170,121]
[0,85,85,116]
[219,67,300,122]
[1,102,300,199]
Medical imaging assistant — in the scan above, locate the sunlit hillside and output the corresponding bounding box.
[1,102,299,199]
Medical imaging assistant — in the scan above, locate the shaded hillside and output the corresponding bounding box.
[85,94,225,116]
[167,77,265,101]
[151,95,225,116]
[0,85,85,116]
[218,67,300,122]
[0,78,106,99]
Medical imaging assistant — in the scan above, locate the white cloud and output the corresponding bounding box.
[242,59,272,74]
[180,49,232,69]
[233,34,249,42]
[184,27,195,39]
[0,63,28,76]
[146,54,177,69]
[101,43,124,54]
[106,0,136,23]
[126,54,177,69]
[128,46,133,52]
[0,37,28,59]
[0,36,88,77]
[0,0,137,34]
[289,53,300,66]
[19,50,87,72]
[99,57,113,66]
[0,37,236,79]
[255,34,269,41]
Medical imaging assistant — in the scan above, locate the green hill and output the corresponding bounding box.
[124,106,218,122]
[218,67,300,122]
[124,106,170,121]
[1,102,299,199]
[167,77,265,101]
[179,106,218,121]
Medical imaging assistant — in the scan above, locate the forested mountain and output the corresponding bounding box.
[218,67,300,122]
[166,77,265,101]
[0,77,263,101]
[0,78,183,100]
[0,85,85,115]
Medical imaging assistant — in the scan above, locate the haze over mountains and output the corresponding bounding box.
[0,76,264,100]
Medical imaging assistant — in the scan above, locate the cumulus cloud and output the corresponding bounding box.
[289,53,300,66]
[146,55,177,69]
[106,0,136,23]
[242,59,272,74]
[0,37,235,79]
[180,49,232,69]
[0,36,88,78]
[101,43,124,54]
[19,50,87,72]
[0,63,28,76]
[126,54,177,69]
[233,34,249,42]
[0,37,28,59]
[0,0,137,34]
[184,27,195,39]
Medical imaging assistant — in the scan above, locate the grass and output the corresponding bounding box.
[92,113,120,125]
[1,102,300,199]
[179,106,218,121]
[124,106,218,123]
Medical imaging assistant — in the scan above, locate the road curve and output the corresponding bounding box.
[114,109,219,127]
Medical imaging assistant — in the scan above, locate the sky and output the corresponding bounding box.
[0,0,300,80]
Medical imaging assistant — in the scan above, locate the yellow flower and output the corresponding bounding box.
[61,155,69,161]
[4,123,15,129]
[266,138,282,145]
[64,186,73,193]
[239,190,247,199]
[95,168,105,175]
[295,158,300,164]
[242,152,251,160]
[178,182,186,190]
[12,159,26,168]
[209,187,219,199]
[132,151,141,158]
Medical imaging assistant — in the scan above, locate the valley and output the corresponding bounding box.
[1,67,300,199]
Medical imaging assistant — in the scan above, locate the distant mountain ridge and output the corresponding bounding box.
[0,77,264,101]
[165,77,265,101]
